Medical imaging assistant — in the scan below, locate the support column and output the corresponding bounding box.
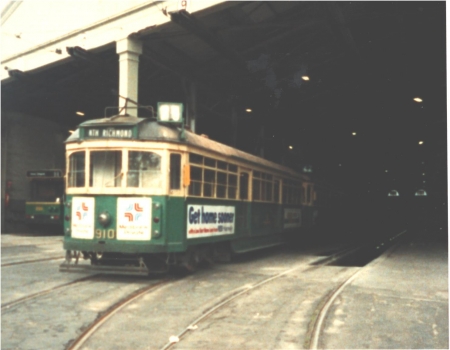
[116,38,142,117]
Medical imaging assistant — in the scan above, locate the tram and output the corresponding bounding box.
[25,169,64,229]
[60,103,319,275]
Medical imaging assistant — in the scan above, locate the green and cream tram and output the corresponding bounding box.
[60,103,317,274]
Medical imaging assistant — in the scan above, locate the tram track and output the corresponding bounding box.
[61,245,350,350]
[1,241,63,248]
[305,232,407,349]
[1,255,64,267]
[159,247,356,350]
[66,278,173,350]
[159,229,408,350]
[1,274,101,311]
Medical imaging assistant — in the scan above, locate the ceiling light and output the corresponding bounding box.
[418,141,424,145]
[76,111,85,116]
[352,132,357,136]
[289,145,293,150]
[245,108,252,113]
[413,97,423,103]
[301,76,310,81]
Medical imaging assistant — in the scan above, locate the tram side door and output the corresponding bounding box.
[238,170,251,235]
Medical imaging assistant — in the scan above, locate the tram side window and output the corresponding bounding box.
[127,151,161,188]
[240,173,249,200]
[217,171,227,198]
[188,153,238,199]
[203,169,215,197]
[264,174,273,201]
[170,154,181,190]
[253,178,261,200]
[189,166,202,196]
[283,179,301,205]
[274,180,280,203]
[68,152,85,187]
[306,185,313,204]
[253,172,275,202]
[228,174,237,199]
[90,151,122,187]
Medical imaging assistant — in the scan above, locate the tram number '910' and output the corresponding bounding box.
[95,229,116,239]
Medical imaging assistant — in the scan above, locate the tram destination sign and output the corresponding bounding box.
[27,170,63,178]
[84,127,134,139]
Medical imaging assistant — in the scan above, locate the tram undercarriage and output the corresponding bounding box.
[60,243,232,275]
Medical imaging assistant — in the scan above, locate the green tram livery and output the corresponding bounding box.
[60,103,319,275]
[25,170,64,228]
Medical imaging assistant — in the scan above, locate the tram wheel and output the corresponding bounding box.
[175,248,201,274]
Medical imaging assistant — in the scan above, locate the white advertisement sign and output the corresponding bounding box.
[71,197,95,239]
[187,205,235,239]
[117,197,152,240]
[283,208,301,229]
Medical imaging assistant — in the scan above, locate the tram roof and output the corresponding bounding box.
[67,116,306,179]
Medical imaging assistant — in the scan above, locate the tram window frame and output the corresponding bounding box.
[253,178,261,200]
[188,152,239,199]
[252,171,277,202]
[170,153,181,190]
[228,173,238,199]
[189,165,202,196]
[305,184,314,205]
[301,186,306,203]
[203,168,215,197]
[239,172,249,200]
[282,179,302,205]
[68,151,86,188]
[127,151,162,189]
[274,179,280,203]
[89,150,122,188]
[217,171,227,198]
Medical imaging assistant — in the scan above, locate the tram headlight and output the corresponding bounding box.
[98,211,112,227]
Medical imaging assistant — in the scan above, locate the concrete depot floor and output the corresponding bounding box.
[321,231,448,349]
[1,229,448,349]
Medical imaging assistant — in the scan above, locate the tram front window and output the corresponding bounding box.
[31,179,64,202]
[90,151,122,188]
[127,151,162,188]
[68,152,86,187]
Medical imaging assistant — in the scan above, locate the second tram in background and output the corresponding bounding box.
[25,169,64,231]
[60,103,336,275]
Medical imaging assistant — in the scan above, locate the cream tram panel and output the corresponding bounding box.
[71,197,95,239]
[117,197,152,240]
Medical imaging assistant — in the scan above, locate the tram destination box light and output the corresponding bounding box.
[157,102,184,124]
